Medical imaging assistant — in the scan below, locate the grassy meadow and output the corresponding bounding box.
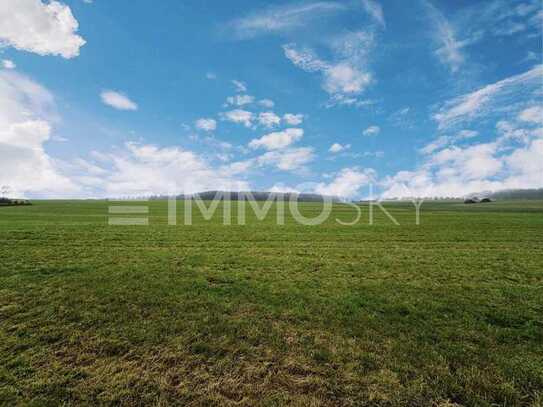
[0,199,542,406]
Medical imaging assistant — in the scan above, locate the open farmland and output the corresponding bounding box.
[0,200,542,406]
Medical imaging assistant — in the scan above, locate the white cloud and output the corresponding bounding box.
[363,125,380,136]
[100,90,138,111]
[0,0,85,59]
[257,111,281,128]
[283,43,329,72]
[519,105,543,124]
[323,63,371,94]
[462,0,541,40]
[431,143,503,180]
[361,0,385,28]
[226,94,255,106]
[329,143,350,153]
[1,60,16,69]
[324,95,375,109]
[231,79,247,93]
[195,118,217,132]
[229,2,345,39]
[219,159,254,176]
[283,33,374,104]
[419,130,479,155]
[423,0,466,72]
[434,65,543,129]
[220,109,254,127]
[257,147,314,171]
[315,167,374,198]
[90,142,250,196]
[259,99,275,108]
[283,113,304,125]
[0,71,78,197]
[269,183,300,193]
[383,127,543,198]
[249,128,303,150]
[206,72,217,80]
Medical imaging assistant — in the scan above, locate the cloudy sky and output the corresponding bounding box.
[0,0,541,199]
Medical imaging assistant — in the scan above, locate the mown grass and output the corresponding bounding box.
[0,200,542,406]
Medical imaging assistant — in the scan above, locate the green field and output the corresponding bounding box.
[1,200,542,406]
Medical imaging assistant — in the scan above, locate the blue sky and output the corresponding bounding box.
[0,0,541,199]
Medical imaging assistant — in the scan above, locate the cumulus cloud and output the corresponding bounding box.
[249,128,303,150]
[383,123,543,198]
[389,62,543,199]
[1,60,16,69]
[226,94,255,106]
[100,90,138,111]
[259,99,275,108]
[195,118,217,131]
[220,109,254,127]
[283,113,304,125]
[363,125,380,136]
[257,111,281,128]
[84,142,250,196]
[329,143,350,153]
[228,2,345,39]
[519,105,543,124]
[315,167,374,198]
[0,0,86,59]
[0,71,77,197]
[257,146,314,171]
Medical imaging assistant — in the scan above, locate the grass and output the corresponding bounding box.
[0,199,542,406]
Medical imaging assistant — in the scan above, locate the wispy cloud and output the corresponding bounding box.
[283,30,375,106]
[231,79,247,93]
[461,0,542,39]
[434,65,543,129]
[423,1,466,73]
[228,2,346,39]
[361,0,385,28]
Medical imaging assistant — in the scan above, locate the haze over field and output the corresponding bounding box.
[0,0,541,199]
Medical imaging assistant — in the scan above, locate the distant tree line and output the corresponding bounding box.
[487,188,543,200]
